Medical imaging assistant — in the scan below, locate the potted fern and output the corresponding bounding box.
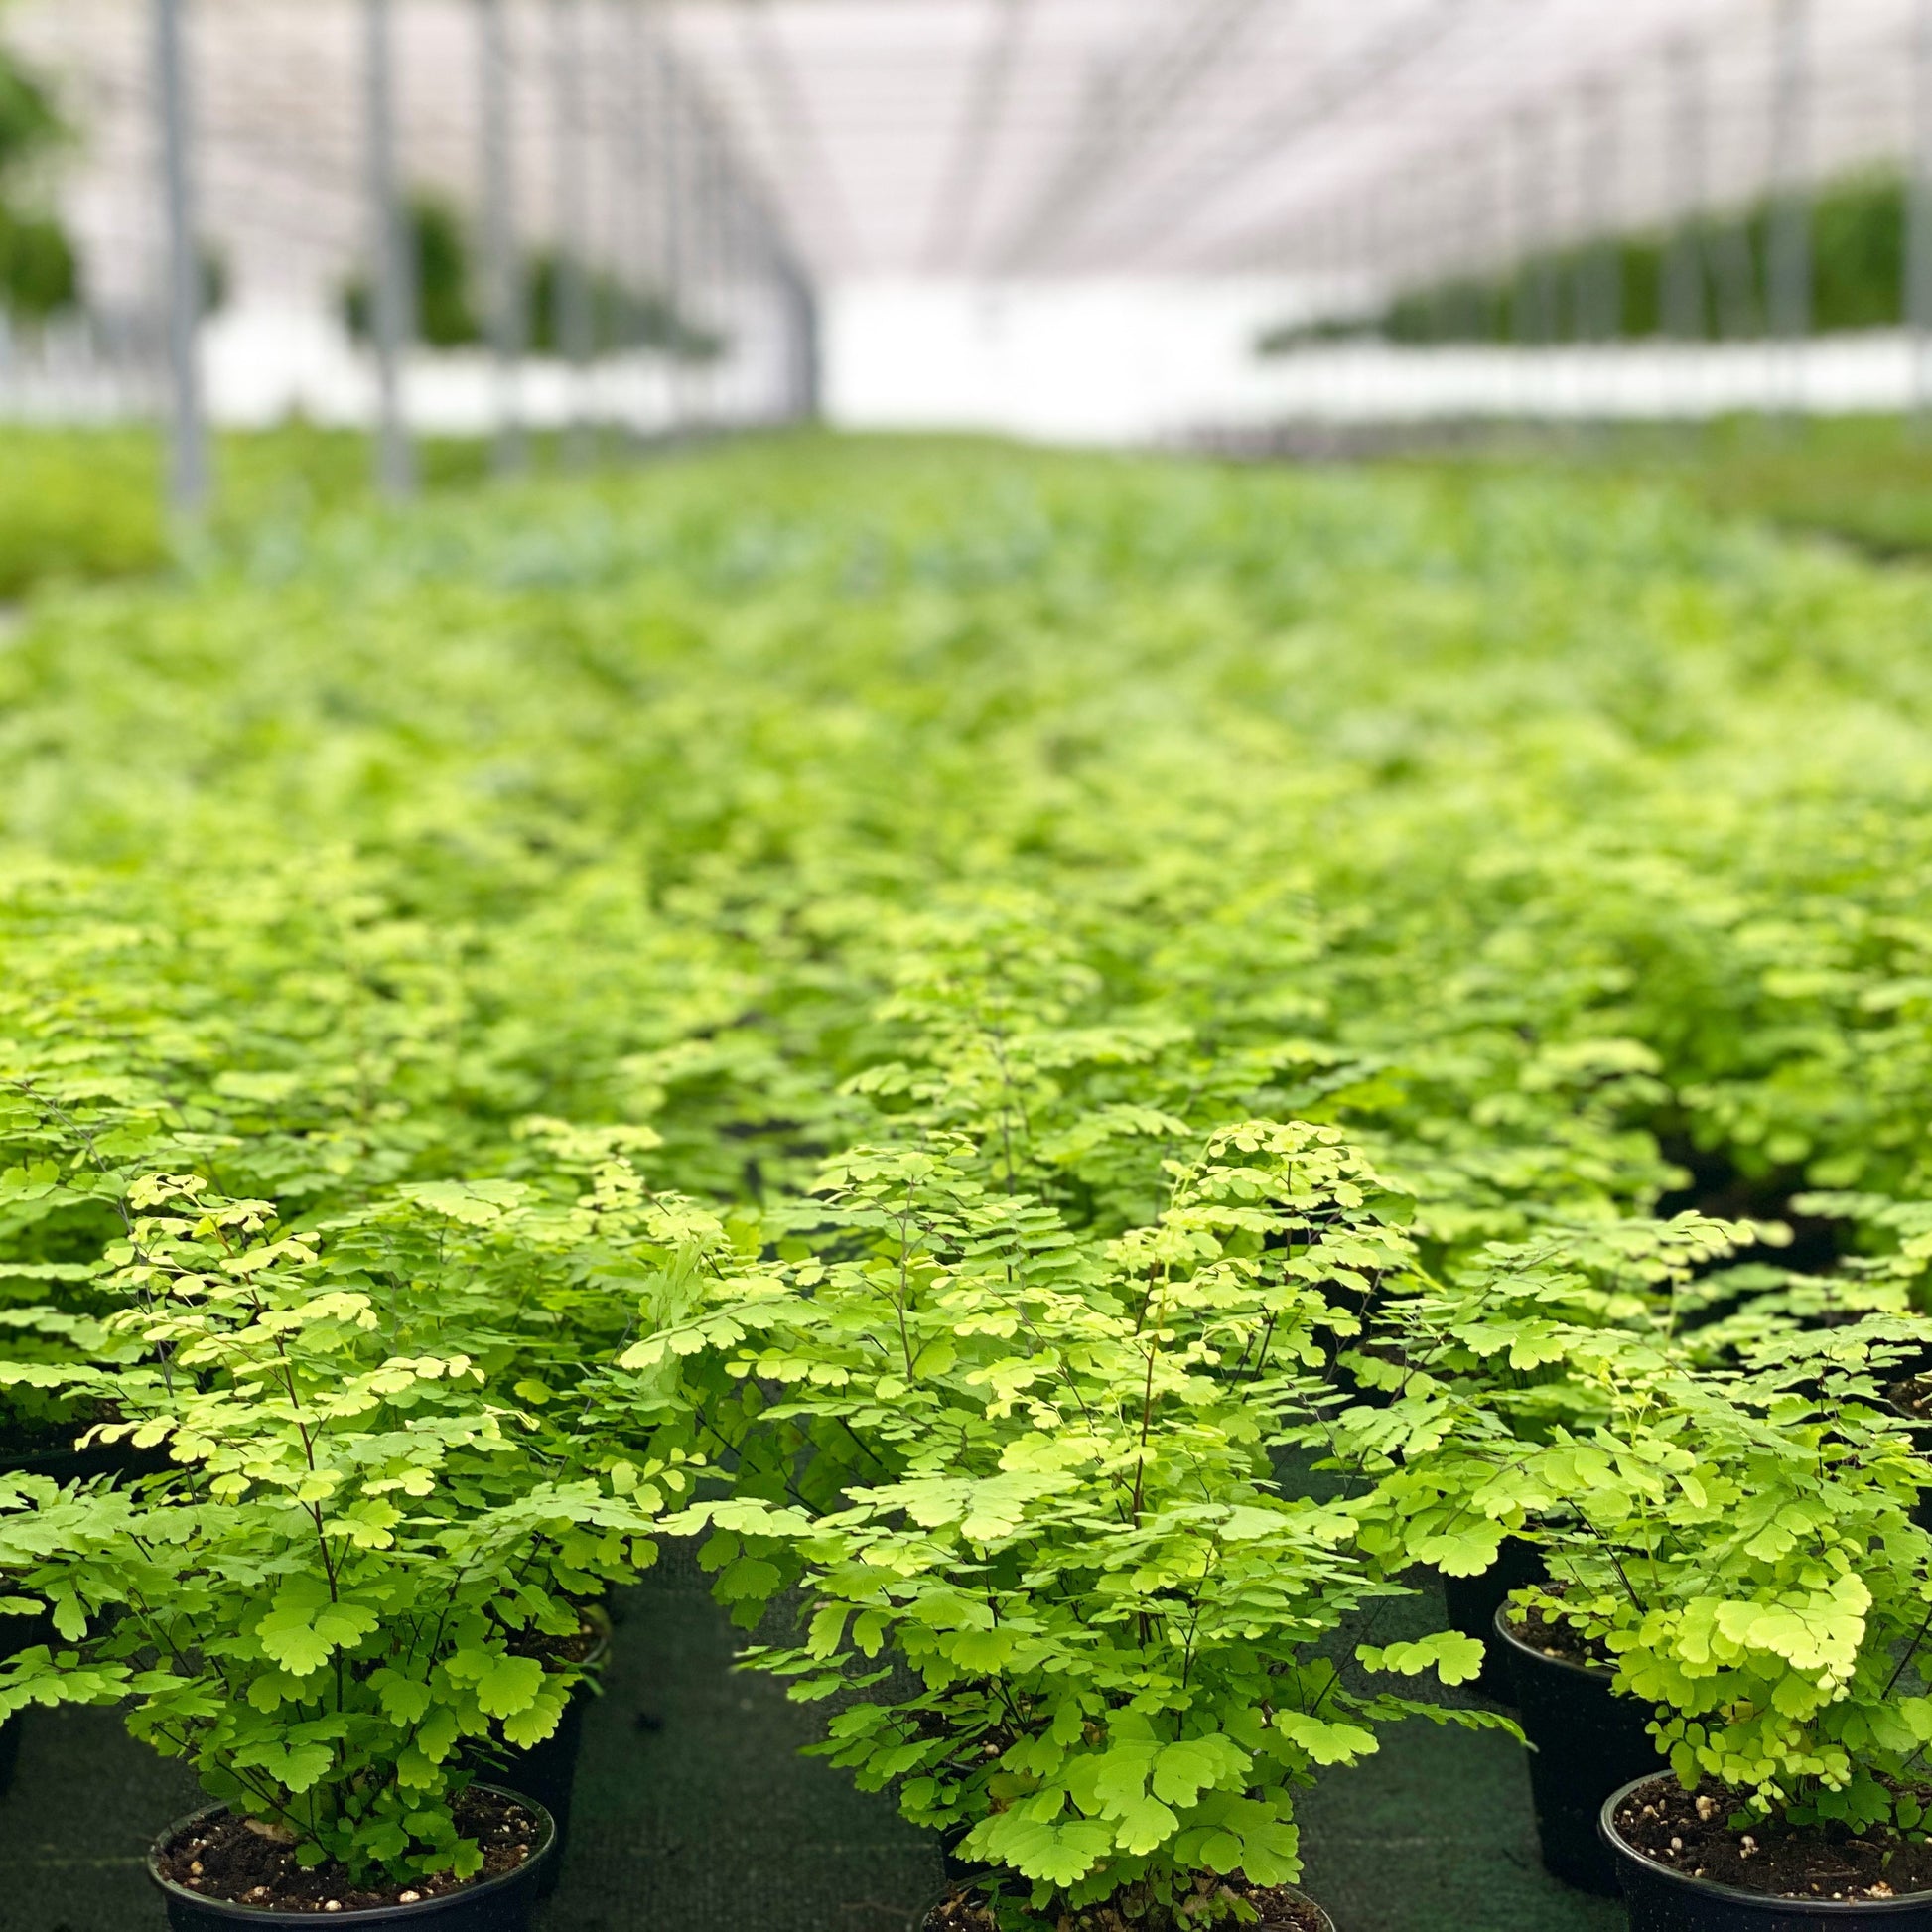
[691,1458,1509,1932]
[1494,1319,1932,1926]
[0,1173,674,1929]
[621,1123,1512,1931]
[1339,1212,1772,1891]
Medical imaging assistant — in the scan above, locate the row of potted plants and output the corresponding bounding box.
[1357,1213,1932,1928]
[0,1137,680,1928]
[3,1106,1930,1930]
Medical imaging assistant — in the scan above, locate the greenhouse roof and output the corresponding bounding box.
[668,0,1925,279]
[4,0,1928,301]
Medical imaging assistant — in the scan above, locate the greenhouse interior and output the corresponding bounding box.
[16,4,1932,1932]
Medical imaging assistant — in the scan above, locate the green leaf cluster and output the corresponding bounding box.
[635,1125,1507,1923]
[0,1165,680,1880]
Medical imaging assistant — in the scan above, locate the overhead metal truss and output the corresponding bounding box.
[8,0,1932,301]
[662,0,1932,290]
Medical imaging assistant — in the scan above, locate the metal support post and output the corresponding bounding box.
[692,126,724,424]
[1329,200,1355,331]
[1910,0,1932,431]
[153,0,210,520]
[1425,167,1454,344]
[785,249,820,422]
[658,45,690,436]
[685,127,714,428]
[1766,0,1812,413]
[1509,115,1557,350]
[1356,189,1384,418]
[1711,214,1762,341]
[596,0,627,443]
[1579,82,1622,344]
[1506,115,1530,345]
[1506,123,1530,347]
[1529,146,1559,347]
[1662,40,1708,341]
[715,162,743,418]
[1440,155,1467,340]
[618,1,656,444]
[1445,155,1470,340]
[363,0,416,498]
[477,0,525,475]
[1402,170,1427,339]
[1440,153,1466,340]
[1485,141,1510,343]
[549,0,594,469]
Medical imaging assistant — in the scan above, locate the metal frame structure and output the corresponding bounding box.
[15,4,1932,284]
[17,0,1932,486]
[363,0,415,498]
[153,0,210,515]
[6,0,819,516]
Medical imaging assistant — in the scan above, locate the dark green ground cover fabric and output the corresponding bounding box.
[0,1567,1612,1932]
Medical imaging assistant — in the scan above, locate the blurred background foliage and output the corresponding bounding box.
[0,427,504,600]
[1261,167,1917,350]
[341,192,725,361]
[0,34,75,322]
[7,413,1932,608]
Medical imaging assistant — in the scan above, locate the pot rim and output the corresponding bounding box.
[1489,1599,1616,1684]
[913,1881,1335,1932]
[578,1601,614,1675]
[0,1437,168,1480]
[513,1601,613,1684]
[145,1783,555,1923]
[1275,1885,1336,1932]
[1598,1773,1932,1916]
[1884,1378,1932,1428]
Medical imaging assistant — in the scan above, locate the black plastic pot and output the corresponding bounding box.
[1882,1384,1932,1534]
[145,1787,555,1932]
[939,1825,991,1887]
[0,1431,171,1799]
[1273,1888,1336,1932]
[911,1885,1335,1931]
[0,1594,42,1801]
[1442,1537,1548,1702]
[0,1610,34,1776]
[1493,1604,1663,1896]
[0,1591,37,1800]
[1599,1775,1932,1931]
[488,1605,611,1895]
[0,1432,174,1486]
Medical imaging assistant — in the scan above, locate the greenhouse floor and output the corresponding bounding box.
[0,1555,1621,1932]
